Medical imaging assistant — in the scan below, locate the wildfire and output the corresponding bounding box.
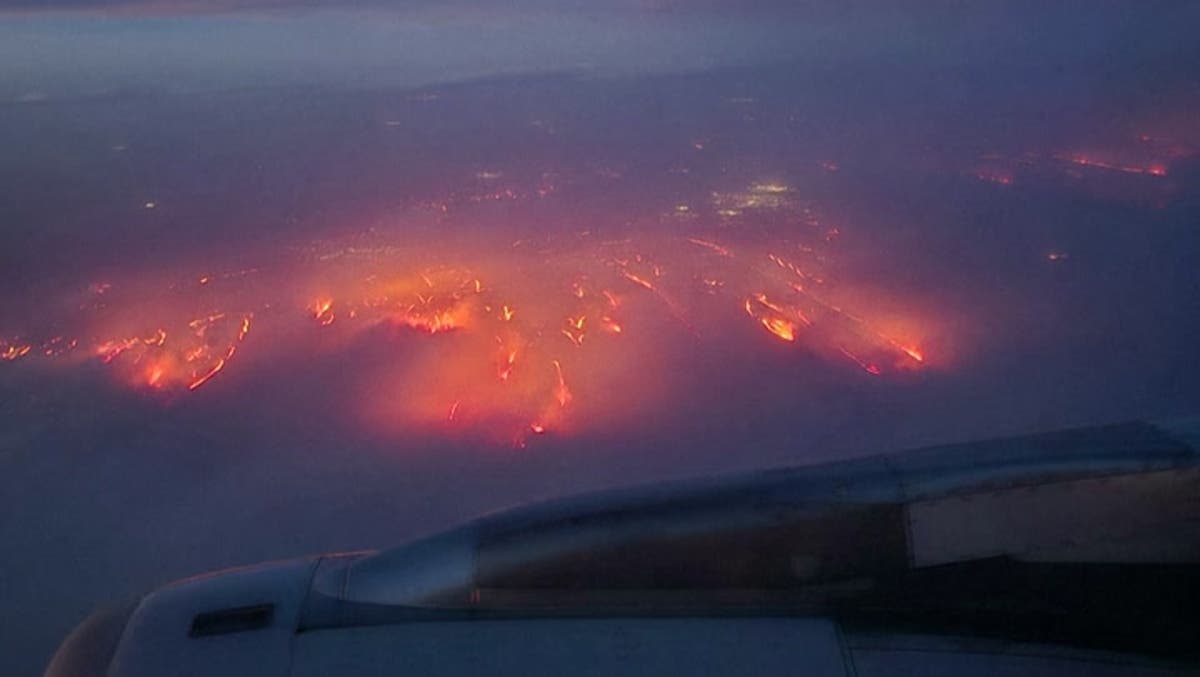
[620,270,655,291]
[311,298,335,326]
[552,359,572,409]
[760,317,797,342]
[687,238,733,257]
[838,347,883,376]
[1,341,32,361]
[497,348,518,382]
[1059,153,1168,177]
[1,179,939,442]
[968,133,1193,198]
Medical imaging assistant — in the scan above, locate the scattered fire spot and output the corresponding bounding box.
[311,298,335,326]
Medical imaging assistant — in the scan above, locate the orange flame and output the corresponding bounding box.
[311,298,335,326]
[760,317,797,342]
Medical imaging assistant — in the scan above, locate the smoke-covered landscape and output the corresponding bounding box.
[2,3,1199,674]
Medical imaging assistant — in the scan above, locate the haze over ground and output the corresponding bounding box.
[2,3,1199,674]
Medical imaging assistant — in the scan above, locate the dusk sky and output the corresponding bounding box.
[3,2,1200,674]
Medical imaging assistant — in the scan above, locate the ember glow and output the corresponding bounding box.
[968,132,1195,197]
[1058,153,1169,177]
[0,179,938,443]
[5,110,1195,447]
[82,310,255,391]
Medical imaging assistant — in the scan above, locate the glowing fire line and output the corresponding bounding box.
[3,227,931,440]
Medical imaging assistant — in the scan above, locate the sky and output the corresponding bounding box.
[2,2,1200,675]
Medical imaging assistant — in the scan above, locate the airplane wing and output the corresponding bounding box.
[48,417,1200,676]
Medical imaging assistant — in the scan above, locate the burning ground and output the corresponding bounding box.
[1,176,937,446]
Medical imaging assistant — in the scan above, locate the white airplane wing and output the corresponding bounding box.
[48,417,1200,676]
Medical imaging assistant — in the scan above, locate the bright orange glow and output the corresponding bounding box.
[1,342,32,361]
[2,190,942,443]
[396,310,463,334]
[96,337,140,364]
[620,271,655,291]
[188,357,227,390]
[686,238,733,257]
[744,294,805,342]
[146,364,165,387]
[552,359,572,409]
[760,317,796,342]
[497,348,518,381]
[311,298,335,326]
[73,309,257,392]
